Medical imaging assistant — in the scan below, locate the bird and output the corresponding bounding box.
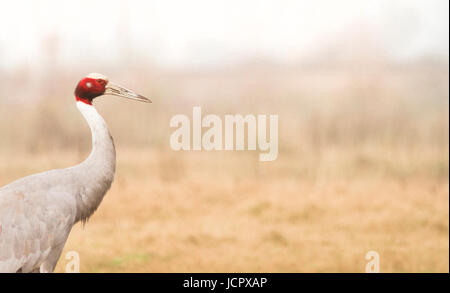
[0,73,151,273]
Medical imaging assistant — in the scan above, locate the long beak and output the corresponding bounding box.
[104,82,152,103]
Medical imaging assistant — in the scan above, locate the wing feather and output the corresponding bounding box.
[0,181,77,273]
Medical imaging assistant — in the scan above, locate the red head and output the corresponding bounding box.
[75,73,151,105]
[75,73,109,105]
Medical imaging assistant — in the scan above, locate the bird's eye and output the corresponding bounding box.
[97,79,107,86]
[86,82,92,88]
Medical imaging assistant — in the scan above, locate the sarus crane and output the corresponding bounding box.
[0,73,150,272]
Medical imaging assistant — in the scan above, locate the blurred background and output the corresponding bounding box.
[0,0,448,272]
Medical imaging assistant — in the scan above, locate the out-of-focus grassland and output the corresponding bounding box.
[0,62,448,272]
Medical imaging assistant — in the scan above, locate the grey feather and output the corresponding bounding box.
[0,102,115,273]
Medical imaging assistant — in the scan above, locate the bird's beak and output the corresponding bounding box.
[104,82,152,103]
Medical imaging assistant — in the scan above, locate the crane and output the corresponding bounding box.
[0,73,151,273]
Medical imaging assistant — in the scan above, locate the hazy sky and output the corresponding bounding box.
[0,0,448,69]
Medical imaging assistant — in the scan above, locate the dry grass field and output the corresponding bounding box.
[0,64,448,272]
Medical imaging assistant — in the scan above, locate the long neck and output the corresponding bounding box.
[73,101,116,223]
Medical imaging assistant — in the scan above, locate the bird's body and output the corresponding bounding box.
[0,73,150,273]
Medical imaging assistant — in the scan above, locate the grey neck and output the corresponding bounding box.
[73,101,116,223]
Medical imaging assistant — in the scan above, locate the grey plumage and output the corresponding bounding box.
[0,102,116,273]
